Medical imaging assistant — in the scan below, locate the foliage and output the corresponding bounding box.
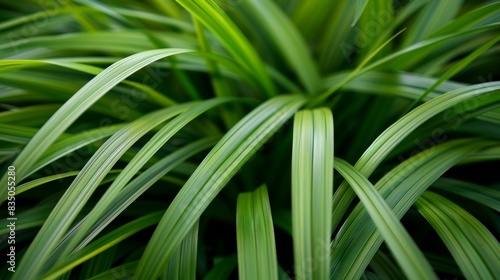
[0,0,499,279]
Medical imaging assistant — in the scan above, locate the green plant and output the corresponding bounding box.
[0,0,499,279]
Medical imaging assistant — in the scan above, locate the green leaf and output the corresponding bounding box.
[26,124,126,179]
[176,0,276,97]
[429,2,500,38]
[57,99,232,260]
[41,212,164,280]
[0,202,53,236]
[87,261,138,280]
[0,124,39,144]
[352,0,370,27]
[432,178,500,213]
[164,221,199,280]
[317,0,357,71]
[0,59,177,107]
[16,171,80,194]
[415,191,500,279]
[403,34,500,114]
[135,94,305,279]
[237,185,278,280]
[0,48,193,202]
[334,158,437,280]
[0,104,60,127]
[362,23,500,73]
[368,251,406,280]
[332,82,500,233]
[402,0,463,47]
[291,108,333,279]
[242,0,321,94]
[69,137,219,254]
[0,31,196,57]
[313,29,405,105]
[331,138,491,279]
[13,104,191,280]
[80,246,117,279]
[356,0,393,59]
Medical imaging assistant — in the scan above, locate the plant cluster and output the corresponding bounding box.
[0,0,499,279]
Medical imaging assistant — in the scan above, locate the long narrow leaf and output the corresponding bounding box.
[135,94,305,279]
[57,98,233,260]
[13,104,191,280]
[242,0,321,94]
[41,212,164,280]
[415,191,500,279]
[176,0,276,97]
[71,137,219,253]
[291,108,333,279]
[237,185,278,280]
[164,221,199,280]
[331,139,491,279]
[332,82,500,233]
[334,158,437,280]
[0,48,193,202]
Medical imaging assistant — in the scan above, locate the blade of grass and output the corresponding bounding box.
[324,71,500,125]
[291,108,333,279]
[135,94,305,279]
[193,18,239,129]
[68,137,219,254]
[56,99,233,259]
[0,124,39,144]
[361,0,430,61]
[0,32,197,58]
[0,48,193,202]
[26,124,126,178]
[432,178,500,212]
[402,0,463,47]
[352,0,370,26]
[310,29,405,107]
[0,104,60,127]
[368,251,406,280]
[15,171,79,194]
[164,221,199,280]
[415,191,500,279]
[80,247,116,279]
[356,0,393,60]
[41,212,164,280]
[334,158,437,280]
[317,0,356,71]
[242,0,321,94]
[13,104,192,280]
[332,82,500,233]
[237,185,278,280]
[0,202,53,236]
[0,59,177,106]
[331,138,491,279]
[402,34,500,115]
[370,24,500,72]
[62,0,98,32]
[87,261,138,280]
[176,0,276,97]
[430,2,500,38]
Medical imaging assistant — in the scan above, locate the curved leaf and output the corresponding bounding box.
[334,158,437,280]
[135,95,305,279]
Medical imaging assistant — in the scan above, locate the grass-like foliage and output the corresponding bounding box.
[0,0,499,279]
